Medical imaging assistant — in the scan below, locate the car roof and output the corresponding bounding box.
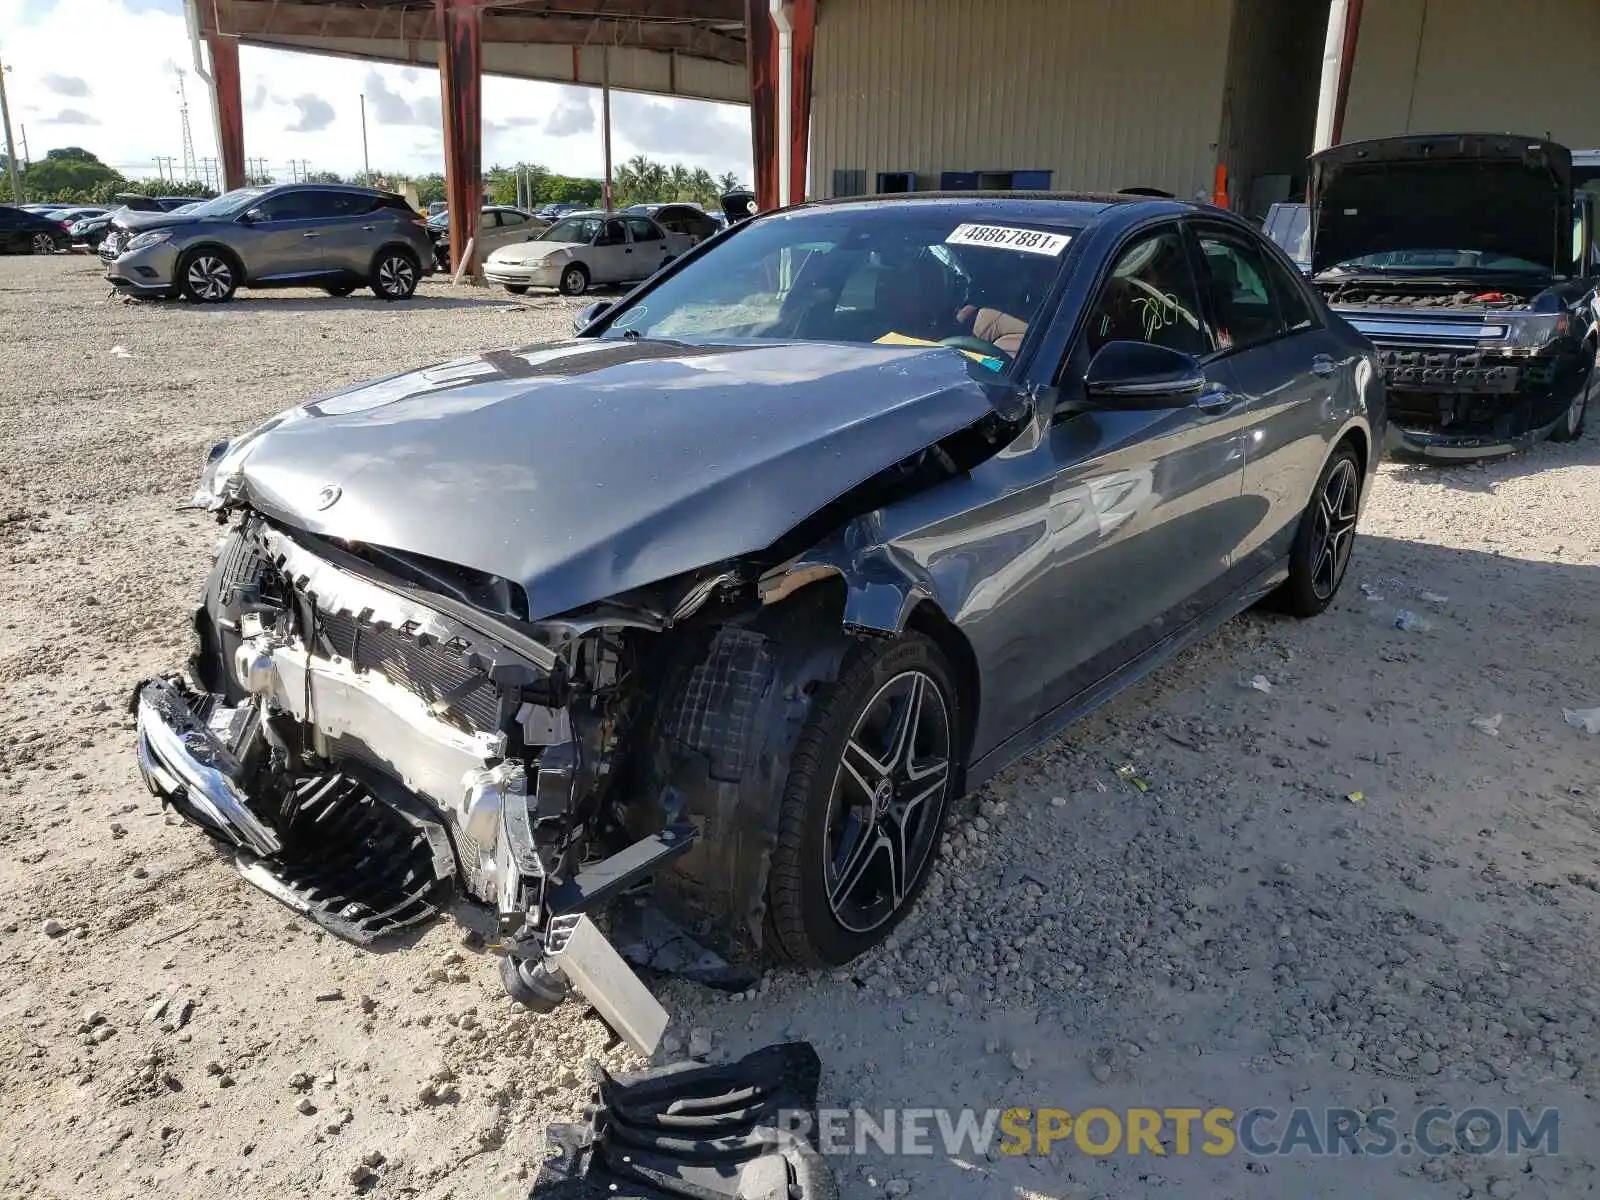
[786,190,1207,227]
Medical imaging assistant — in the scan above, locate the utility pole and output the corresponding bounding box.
[0,53,23,203]
[176,68,198,184]
[600,45,613,212]
[359,93,369,177]
[18,122,27,169]
[154,155,177,182]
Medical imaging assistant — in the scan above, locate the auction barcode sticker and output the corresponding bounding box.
[945,223,1071,256]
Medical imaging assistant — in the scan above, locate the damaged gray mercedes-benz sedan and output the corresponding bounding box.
[136,193,1383,1040]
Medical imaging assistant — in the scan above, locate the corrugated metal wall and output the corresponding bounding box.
[810,0,1236,199]
[1216,0,1328,215]
[1343,0,1600,147]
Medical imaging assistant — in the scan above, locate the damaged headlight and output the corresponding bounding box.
[188,410,304,510]
[1503,312,1567,350]
[123,229,174,252]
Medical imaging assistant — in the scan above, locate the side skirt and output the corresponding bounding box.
[966,560,1289,791]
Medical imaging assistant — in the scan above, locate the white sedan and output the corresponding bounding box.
[483,211,692,295]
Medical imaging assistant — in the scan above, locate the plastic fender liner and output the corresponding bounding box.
[628,588,854,955]
[532,1041,838,1200]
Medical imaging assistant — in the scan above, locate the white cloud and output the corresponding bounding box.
[41,73,89,97]
[284,94,336,133]
[41,108,100,125]
[0,0,751,182]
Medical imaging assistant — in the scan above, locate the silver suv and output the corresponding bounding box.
[103,184,434,303]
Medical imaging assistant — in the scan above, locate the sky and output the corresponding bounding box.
[0,0,754,184]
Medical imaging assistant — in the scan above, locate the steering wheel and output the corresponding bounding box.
[939,334,1011,361]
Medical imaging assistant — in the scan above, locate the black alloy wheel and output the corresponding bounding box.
[1275,444,1361,617]
[1550,349,1593,443]
[181,251,237,302]
[371,251,418,300]
[31,232,56,255]
[768,634,960,966]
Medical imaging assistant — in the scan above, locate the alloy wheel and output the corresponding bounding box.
[377,255,415,297]
[823,669,952,935]
[31,232,55,255]
[1310,457,1359,600]
[187,255,233,300]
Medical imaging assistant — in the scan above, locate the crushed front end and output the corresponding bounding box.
[1326,286,1592,459]
[134,515,694,1049]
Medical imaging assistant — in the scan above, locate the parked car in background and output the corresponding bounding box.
[134,193,1381,1019]
[114,193,200,213]
[1310,133,1596,458]
[623,202,722,244]
[426,205,547,270]
[1262,201,1310,274]
[426,200,449,218]
[0,204,70,254]
[43,206,110,227]
[483,210,690,294]
[102,183,435,302]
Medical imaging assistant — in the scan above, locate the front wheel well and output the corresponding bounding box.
[1335,425,1369,479]
[178,242,244,280]
[904,600,980,768]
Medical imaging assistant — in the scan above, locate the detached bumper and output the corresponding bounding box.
[1382,412,1564,462]
[134,677,281,855]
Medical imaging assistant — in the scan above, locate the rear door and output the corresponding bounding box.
[312,191,388,275]
[623,215,674,277]
[1188,220,1347,578]
[0,206,22,252]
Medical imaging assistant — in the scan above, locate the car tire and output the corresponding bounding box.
[31,232,56,255]
[178,249,238,303]
[1273,443,1362,618]
[557,263,590,296]
[767,633,961,967]
[321,284,357,298]
[370,249,419,301]
[502,284,529,295]
[1549,348,1592,443]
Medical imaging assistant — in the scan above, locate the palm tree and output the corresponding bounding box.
[716,171,743,195]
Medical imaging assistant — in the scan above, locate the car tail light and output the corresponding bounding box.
[59,220,72,230]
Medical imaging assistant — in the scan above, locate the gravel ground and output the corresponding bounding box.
[1,253,1598,1200]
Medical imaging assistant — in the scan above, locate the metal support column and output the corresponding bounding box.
[1313,0,1364,153]
[436,0,483,275]
[601,45,613,212]
[746,0,778,212]
[206,34,246,191]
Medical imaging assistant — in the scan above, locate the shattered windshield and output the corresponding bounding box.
[596,207,1078,370]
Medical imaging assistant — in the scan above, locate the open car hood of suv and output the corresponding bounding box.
[1309,133,1572,275]
[226,338,1013,620]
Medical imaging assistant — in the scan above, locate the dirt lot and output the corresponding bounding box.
[1,253,1598,1200]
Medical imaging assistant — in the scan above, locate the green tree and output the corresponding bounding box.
[717,171,744,195]
[412,173,447,205]
[20,147,124,202]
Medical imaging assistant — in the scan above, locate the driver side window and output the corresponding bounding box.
[1083,225,1211,358]
[599,219,628,245]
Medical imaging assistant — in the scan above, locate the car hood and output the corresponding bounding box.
[221,338,1015,620]
[489,240,582,265]
[1309,133,1572,275]
[111,209,202,234]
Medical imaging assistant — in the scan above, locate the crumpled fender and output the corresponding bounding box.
[765,514,942,637]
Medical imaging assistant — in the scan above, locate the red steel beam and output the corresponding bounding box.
[1329,0,1364,146]
[207,35,247,192]
[436,0,483,274]
[746,0,777,211]
[786,0,813,206]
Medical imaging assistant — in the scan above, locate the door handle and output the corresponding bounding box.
[1195,384,1243,413]
[1311,354,1337,376]
[302,231,319,239]
[360,224,376,231]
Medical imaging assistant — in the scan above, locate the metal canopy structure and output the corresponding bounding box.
[189,0,809,272]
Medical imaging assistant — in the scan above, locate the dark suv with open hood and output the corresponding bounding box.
[1310,133,1597,459]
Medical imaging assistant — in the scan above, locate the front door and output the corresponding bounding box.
[588,218,633,283]
[231,188,326,280]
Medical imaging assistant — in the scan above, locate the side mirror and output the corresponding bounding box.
[1083,340,1206,409]
[573,301,611,335]
[239,208,264,224]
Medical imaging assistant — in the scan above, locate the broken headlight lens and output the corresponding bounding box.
[123,229,174,252]
[1503,312,1567,350]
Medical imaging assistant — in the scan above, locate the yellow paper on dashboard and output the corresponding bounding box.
[875,332,1004,371]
